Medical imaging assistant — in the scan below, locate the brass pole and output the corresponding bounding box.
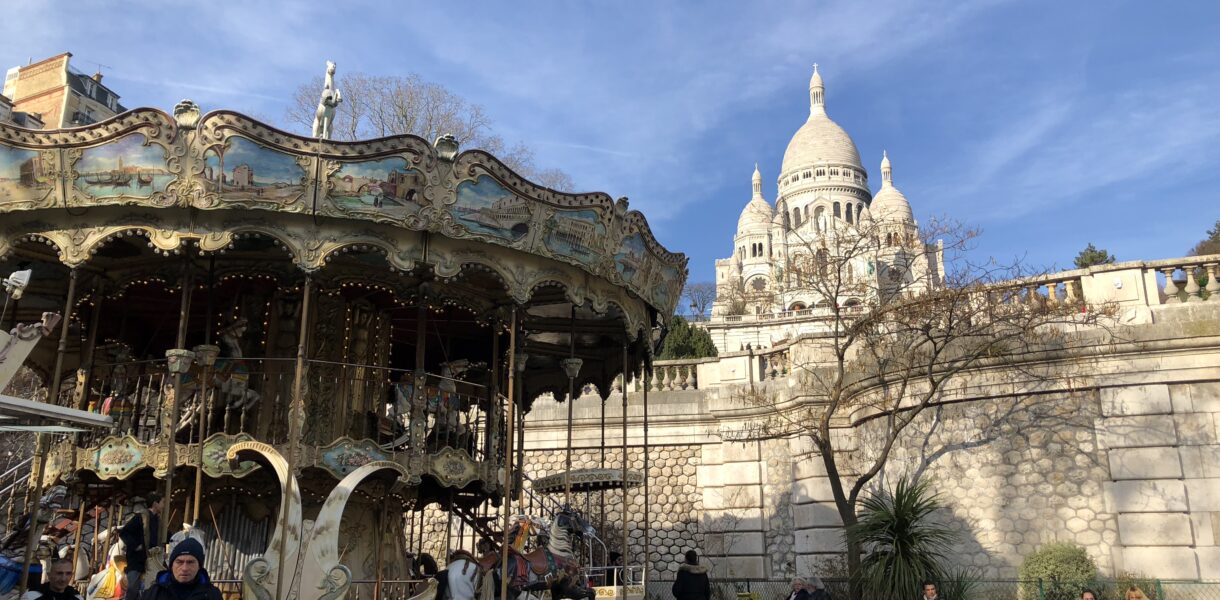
[279,275,312,600]
[499,309,517,600]
[19,267,79,596]
[563,306,576,507]
[161,260,194,545]
[77,279,106,411]
[192,258,216,525]
[69,493,87,584]
[642,361,650,586]
[620,342,629,578]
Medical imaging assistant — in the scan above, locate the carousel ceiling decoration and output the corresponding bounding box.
[0,105,687,322]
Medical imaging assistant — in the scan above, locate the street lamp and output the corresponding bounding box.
[689,301,699,322]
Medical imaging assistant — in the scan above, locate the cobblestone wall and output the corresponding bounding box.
[854,392,1116,577]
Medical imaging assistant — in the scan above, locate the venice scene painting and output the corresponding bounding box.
[451,175,532,241]
[0,145,52,210]
[614,232,649,285]
[328,157,426,219]
[73,134,171,199]
[202,136,307,202]
[542,209,605,266]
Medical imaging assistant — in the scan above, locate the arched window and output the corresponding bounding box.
[793,208,802,227]
[816,168,825,177]
[845,204,854,224]
[833,202,841,218]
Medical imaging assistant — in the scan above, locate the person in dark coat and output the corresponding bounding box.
[119,493,163,600]
[671,550,710,600]
[786,578,811,600]
[21,558,82,600]
[139,538,221,600]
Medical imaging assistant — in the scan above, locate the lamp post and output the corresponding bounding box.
[689,301,699,322]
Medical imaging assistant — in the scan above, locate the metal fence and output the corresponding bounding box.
[645,579,1220,600]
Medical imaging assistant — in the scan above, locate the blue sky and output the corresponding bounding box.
[5,1,1218,282]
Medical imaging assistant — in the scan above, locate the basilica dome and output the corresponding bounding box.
[737,164,774,232]
[870,152,914,222]
[780,66,864,175]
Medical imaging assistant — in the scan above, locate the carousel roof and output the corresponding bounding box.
[0,103,688,402]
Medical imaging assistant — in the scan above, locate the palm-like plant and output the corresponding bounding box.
[846,478,957,600]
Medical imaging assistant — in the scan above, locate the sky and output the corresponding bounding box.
[4,0,1219,283]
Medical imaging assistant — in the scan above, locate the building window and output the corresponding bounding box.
[793,208,802,227]
[845,204,853,224]
[833,202,841,218]
[830,168,839,176]
[817,168,825,177]
[803,171,811,179]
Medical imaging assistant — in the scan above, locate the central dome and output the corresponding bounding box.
[780,65,864,175]
[781,114,863,174]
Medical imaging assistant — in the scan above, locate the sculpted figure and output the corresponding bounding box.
[312,61,342,139]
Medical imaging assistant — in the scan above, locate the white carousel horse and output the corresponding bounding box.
[432,509,596,600]
[86,529,126,600]
[312,61,342,139]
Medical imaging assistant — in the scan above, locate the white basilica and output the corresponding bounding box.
[710,66,944,322]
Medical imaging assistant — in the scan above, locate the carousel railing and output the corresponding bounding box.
[76,358,502,463]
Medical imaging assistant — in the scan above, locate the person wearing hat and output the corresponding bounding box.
[119,493,163,600]
[139,538,221,600]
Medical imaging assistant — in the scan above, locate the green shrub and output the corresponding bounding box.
[847,478,957,600]
[1019,543,1098,600]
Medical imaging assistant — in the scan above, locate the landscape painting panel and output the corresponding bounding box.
[0,145,52,210]
[74,134,170,199]
[543,209,605,265]
[328,157,426,219]
[202,137,307,203]
[451,176,531,241]
[615,233,648,285]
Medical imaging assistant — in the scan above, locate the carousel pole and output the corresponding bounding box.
[642,359,650,586]
[561,306,581,508]
[279,274,313,600]
[70,493,87,579]
[620,342,629,580]
[192,257,219,525]
[499,308,518,600]
[77,278,106,411]
[161,259,195,546]
[18,267,79,597]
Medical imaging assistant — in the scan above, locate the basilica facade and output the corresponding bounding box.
[711,66,943,319]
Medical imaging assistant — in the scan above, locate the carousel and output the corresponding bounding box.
[0,63,684,600]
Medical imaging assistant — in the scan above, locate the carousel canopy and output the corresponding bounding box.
[0,102,687,403]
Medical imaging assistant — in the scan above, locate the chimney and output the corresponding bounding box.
[92,72,103,83]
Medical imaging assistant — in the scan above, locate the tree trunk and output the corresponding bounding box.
[816,437,863,599]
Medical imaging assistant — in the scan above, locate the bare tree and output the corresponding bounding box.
[681,282,717,320]
[725,215,1112,585]
[286,73,574,191]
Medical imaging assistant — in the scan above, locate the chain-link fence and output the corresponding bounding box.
[645,579,1220,600]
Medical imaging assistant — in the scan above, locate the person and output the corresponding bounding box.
[138,538,221,600]
[786,578,811,600]
[671,550,710,600]
[22,558,81,600]
[608,552,624,586]
[921,581,939,600]
[1125,587,1149,600]
[119,494,163,600]
[1081,590,1098,600]
[806,577,830,600]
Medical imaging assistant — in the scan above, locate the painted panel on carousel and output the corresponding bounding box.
[202,433,260,478]
[72,134,171,201]
[90,436,148,480]
[326,157,426,220]
[614,233,649,286]
[202,136,308,208]
[653,262,681,311]
[451,175,531,241]
[320,437,389,479]
[542,209,606,266]
[0,145,54,212]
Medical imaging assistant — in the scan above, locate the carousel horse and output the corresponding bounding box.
[312,61,342,139]
[416,508,596,600]
[87,529,126,600]
[178,319,261,435]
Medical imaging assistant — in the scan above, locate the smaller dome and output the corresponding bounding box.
[738,165,774,232]
[738,196,774,231]
[870,151,913,222]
